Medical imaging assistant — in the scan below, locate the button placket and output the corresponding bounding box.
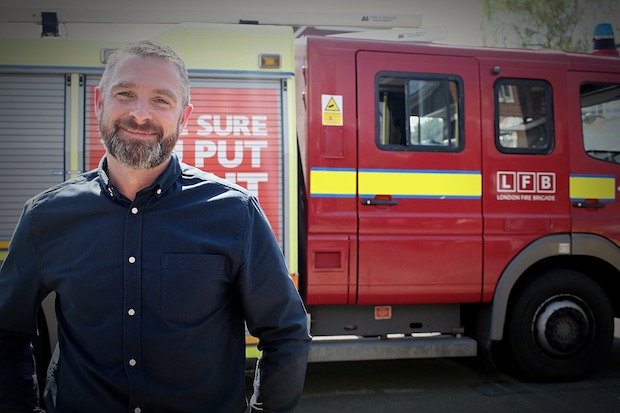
[124,200,147,407]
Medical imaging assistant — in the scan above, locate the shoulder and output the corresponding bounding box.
[178,162,254,201]
[27,169,100,211]
[175,163,268,224]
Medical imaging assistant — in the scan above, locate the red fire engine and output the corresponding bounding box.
[294,25,619,381]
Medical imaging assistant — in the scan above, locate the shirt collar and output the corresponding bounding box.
[97,152,182,201]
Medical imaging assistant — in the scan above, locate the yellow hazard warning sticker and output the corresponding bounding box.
[322,94,343,126]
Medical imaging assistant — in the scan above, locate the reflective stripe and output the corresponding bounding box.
[310,168,356,197]
[310,167,482,199]
[360,169,481,199]
[569,174,616,202]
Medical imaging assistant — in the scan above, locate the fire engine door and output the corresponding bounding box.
[568,71,620,243]
[355,52,482,305]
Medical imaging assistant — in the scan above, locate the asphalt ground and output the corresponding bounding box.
[290,319,620,413]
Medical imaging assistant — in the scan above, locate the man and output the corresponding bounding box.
[0,40,311,412]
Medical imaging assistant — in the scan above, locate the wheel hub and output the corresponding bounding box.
[535,299,589,356]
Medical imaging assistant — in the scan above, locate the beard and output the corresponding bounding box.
[100,116,178,170]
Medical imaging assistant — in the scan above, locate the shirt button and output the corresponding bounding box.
[131,207,138,214]
[128,308,136,316]
[134,408,142,413]
[129,358,137,367]
[128,256,136,264]
[156,188,162,195]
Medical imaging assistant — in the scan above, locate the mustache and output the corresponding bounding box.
[114,118,163,135]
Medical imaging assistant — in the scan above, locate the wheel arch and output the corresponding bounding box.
[485,233,620,341]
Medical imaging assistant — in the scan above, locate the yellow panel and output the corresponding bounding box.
[69,73,80,179]
[570,175,616,201]
[310,169,356,196]
[245,345,262,360]
[309,168,482,198]
[0,241,7,261]
[284,81,298,273]
[154,24,294,72]
[0,23,294,73]
[360,170,481,198]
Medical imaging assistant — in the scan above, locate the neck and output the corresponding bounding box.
[105,155,170,201]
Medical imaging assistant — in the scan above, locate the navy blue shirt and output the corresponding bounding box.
[0,154,310,412]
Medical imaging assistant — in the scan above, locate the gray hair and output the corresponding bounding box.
[99,40,190,107]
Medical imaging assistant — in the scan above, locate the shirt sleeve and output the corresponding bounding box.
[236,196,311,413]
[0,201,49,410]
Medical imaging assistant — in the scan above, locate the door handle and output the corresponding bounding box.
[361,198,399,206]
[572,201,605,208]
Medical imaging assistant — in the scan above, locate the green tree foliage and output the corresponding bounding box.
[482,0,619,51]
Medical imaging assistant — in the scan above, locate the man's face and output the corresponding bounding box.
[95,55,192,169]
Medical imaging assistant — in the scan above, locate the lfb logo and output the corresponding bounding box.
[497,171,556,193]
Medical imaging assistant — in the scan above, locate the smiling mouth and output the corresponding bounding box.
[115,119,162,139]
[120,127,158,137]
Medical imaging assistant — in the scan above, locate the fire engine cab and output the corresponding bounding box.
[0,18,619,384]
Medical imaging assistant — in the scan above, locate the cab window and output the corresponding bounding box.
[377,73,463,152]
[581,82,620,164]
[495,79,553,154]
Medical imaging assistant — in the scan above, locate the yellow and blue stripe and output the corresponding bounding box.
[569,174,616,202]
[310,167,482,199]
[310,167,357,197]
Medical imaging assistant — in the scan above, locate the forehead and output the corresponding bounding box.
[107,55,184,97]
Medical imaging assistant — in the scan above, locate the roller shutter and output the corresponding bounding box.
[0,74,66,242]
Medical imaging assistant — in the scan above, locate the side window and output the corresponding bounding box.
[581,82,620,164]
[495,79,553,154]
[377,73,463,152]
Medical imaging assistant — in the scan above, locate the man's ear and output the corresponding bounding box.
[94,87,103,120]
[178,103,194,134]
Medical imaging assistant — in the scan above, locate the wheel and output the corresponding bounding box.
[504,269,614,381]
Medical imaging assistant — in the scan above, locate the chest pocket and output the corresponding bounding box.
[161,253,229,324]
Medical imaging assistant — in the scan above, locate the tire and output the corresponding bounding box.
[504,269,614,381]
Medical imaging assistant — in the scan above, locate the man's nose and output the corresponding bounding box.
[129,98,152,123]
